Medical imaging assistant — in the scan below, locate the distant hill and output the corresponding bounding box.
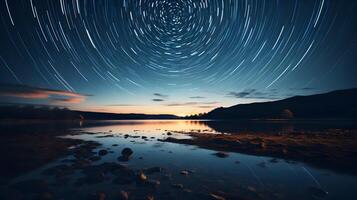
[202,88,357,120]
[0,104,179,120]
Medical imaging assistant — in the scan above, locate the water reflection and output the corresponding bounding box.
[0,120,356,199]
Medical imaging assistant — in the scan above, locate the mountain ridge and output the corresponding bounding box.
[201,88,357,119]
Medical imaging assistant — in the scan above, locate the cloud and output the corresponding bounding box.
[0,84,90,104]
[107,104,138,107]
[197,105,216,108]
[226,89,279,100]
[153,93,168,98]
[189,96,205,99]
[152,98,164,102]
[227,89,256,98]
[290,87,316,91]
[166,101,219,107]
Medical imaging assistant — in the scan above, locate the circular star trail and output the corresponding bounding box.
[0,0,356,96]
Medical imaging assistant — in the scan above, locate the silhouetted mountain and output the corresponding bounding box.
[202,88,357,119]
[0,104,179,120]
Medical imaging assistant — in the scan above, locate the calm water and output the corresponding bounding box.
[1,120,357,200]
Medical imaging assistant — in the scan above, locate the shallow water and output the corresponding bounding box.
[1,120,357,199]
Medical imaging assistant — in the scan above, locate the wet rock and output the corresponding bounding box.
[307,187,328,198]
[142,136,148,139]
[118,148,134,161]
[210,193,226,200]
[147,180,160,187]
[112,144,119,146]
[71,141,102,159]
[247,186,257,193]
[171,183,184,189]
[144,167,163,174]
[12,179,50,194]
[119,190,129,200]
[122,148,133,157]
[167,132,172,136]
[98,149,108,156]
[138,171,148,182]
[213,152,229,158]
[180,170,189,175]
[80,162,134,185]
[96,134,114,138]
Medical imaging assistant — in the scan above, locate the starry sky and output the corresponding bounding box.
[0,0,357,116]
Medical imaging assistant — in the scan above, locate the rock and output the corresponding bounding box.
[119,190,129,200]
[119,148,134,161]
[171,183,184,189]
[180,170,189,175]
[98,149,108,156]
[213,152,229,158]
[147,180,160,187]
[112,144,119,146]
[80,162,134,185]
[122,148,133,157]
[96,135,114,138]
[210,193,226,200]
[144,167,163,174]
[142,136,148,139]
[167,132,172,135]
[138,171,148,182]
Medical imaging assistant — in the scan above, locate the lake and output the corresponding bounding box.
[0,120,356,200]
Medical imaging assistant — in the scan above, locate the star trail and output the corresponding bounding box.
[0,0,357,115]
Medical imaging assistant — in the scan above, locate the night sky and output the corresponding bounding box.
[0,0,357,115]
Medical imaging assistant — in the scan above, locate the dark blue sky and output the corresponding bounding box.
[0,0,357,115]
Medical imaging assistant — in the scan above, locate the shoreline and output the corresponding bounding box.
[161,129,357,175]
